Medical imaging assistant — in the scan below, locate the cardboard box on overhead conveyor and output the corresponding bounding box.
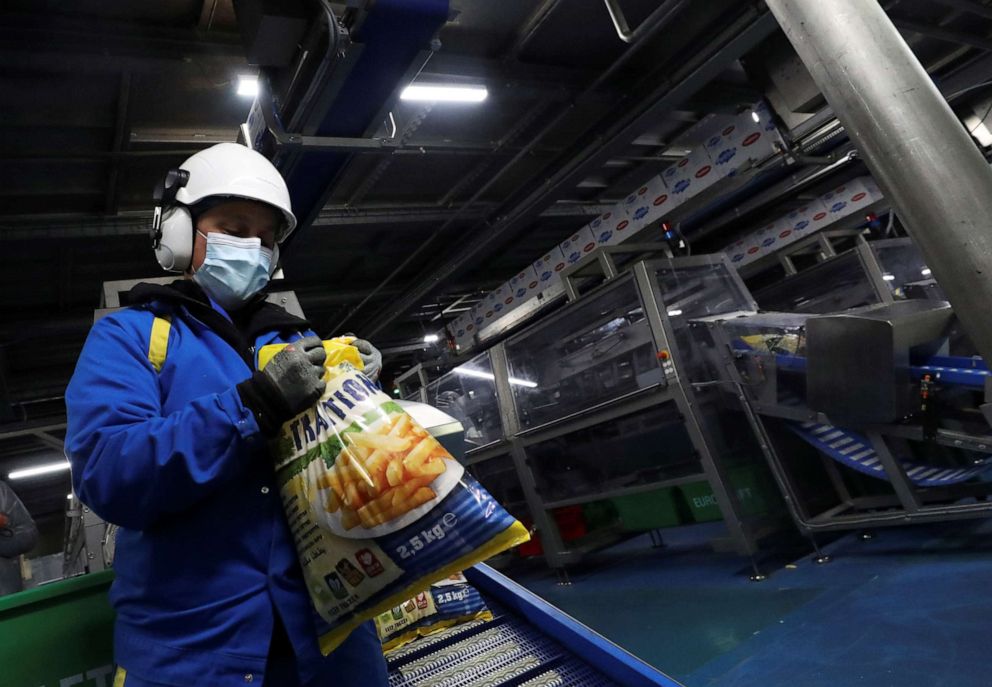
[661,147,720,203]
[736,218,787,266]
[819,176,883,218]
[703,102,786,179]
[623,174,669,234]
[532,245,568,296]
[586,205,627,248]
[559,224,597,268]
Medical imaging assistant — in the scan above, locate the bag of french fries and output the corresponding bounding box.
[259,339,529,655]
[374,572,493,652]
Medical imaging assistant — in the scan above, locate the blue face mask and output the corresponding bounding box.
[193,232,273,310]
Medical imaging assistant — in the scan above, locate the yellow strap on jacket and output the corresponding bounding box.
[147,316,172,372]
[147,316,362,376]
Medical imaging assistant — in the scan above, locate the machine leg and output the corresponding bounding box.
[555,568,573,586]
[748,557,767,582]
[649,529,665,548]
[809,536,832,565]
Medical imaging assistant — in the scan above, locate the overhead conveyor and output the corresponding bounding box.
[242,0,450,234]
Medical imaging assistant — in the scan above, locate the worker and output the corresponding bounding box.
[0,478,38,596]
[65,143,387,687]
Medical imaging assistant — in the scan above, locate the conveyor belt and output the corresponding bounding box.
[387,612,616,687]
[386,565,682,687]
[730,344,992,486]
[789,421,991,487]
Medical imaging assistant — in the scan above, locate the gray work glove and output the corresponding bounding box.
[351,337,382,381]
[238,335,327,435]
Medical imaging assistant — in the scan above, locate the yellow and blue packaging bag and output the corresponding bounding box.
[374,573,493,652]
[259,338,529,654]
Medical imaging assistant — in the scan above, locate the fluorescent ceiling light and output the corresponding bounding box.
[453,367,537,388]
[667,309,683,317]
[921,267,932,276]
[751,111,760,123]
[509,377,539,389]
[237,74,259,97]
[882,274,896,281]
[423,334,440,343]
[400,84,488,103]
[9,460,70,480]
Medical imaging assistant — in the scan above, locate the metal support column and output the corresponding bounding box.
[632,261,758,559]
[767,0,992,367]
[489,343,566,569]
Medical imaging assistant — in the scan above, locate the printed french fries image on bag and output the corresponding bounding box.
[260,338,529,656]
[316,412,446,530]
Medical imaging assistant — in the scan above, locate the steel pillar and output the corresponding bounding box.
[766,0,992,367]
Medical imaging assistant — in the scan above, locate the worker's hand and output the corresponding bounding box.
[352,338,382,381]
[238,335,326,436]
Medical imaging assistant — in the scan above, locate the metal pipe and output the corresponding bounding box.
[766,0,992,369]
[508,0,567,59]
[603,0,685,44]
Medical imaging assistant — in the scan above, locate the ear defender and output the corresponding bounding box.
[151,168,191,273]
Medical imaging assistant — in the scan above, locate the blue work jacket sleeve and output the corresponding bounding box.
[65,314,261,530]
[0,480,38,558]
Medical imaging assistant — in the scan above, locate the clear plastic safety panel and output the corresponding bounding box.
[425,351,504,450]
[505,278,663,430]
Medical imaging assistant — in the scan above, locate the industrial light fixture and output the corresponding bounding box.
[751,111,760,123]
[66,493,73,500]
[453,367,537,388]
[400,84,488,103]
[882,273,896,281]
[423,334,440,343]
[667,309,683,317]
[9,460,71,481]
[237,74,259,97]
[921,267,932,276]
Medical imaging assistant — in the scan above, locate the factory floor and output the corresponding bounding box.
[508,519,992,687]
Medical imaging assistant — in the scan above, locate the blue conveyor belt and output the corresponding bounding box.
[788,421,990,487]
[731,344,992,486]
[385,565,682,687]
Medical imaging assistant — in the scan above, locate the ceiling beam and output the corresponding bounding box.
[104,71,132,215]
[932,0,992,21]
[891,16,992,52]
[0,10,244,58]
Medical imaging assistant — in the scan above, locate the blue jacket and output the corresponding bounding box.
[65,281,387,687]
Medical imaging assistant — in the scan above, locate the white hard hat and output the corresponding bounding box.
[151,142,297,273]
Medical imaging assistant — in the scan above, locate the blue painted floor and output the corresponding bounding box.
[507,520,992,687]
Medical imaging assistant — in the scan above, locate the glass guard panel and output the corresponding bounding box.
[871,240,930,299]
[754,250,880,314]
[656,261,755,323]
[425,352,504,450]
[505,278,662,430]
[468,455,529,522]
[714,312,813,410]
[655,260,757,382]
[525,402,700,503]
